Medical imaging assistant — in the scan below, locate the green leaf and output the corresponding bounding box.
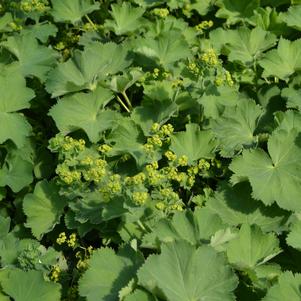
[286,220,301,250]
[105,2,145,35]
[212,99,263,157]
[49,87,119,142]
[262,272,301,301]
[0,13,13,33]
[106,118,146,165]
[170,123,216,164]
[110,68,144,93]
[142,208,225,248]
[1,33,57,81]
[0,150,33,193]
[0,269,61,301]
[0,216,10,239]
[50,0,100,24]
[0,292,10,301]
[135,30,191,67]
[0,234,19,266]
[275,110,301,132]
[226,224,281,270]
[190,0,214,16]
[0,70,34,147]
[207,182,289,232]
[251,7,289,35]
[0,71,35,113]
[124,289,155,301]
[0,113,32,148]
[23,22,58,43]
[281,76,301,110]
[131,98,177,135]
[79,245,144,301]
[281,5,301,31]
[230,129,301,211]
[259,38,301,80]
[223,27,277,66]
[215,0,260,25]
[197,84,240,119]
[138,241,238,301]
[46,42,131,97]
[23,180,67,240]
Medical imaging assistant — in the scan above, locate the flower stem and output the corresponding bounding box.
[116,95,130,112]
[121,91,132,109]
[85,15,97,31]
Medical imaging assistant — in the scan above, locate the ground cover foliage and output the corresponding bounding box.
[0,0,301,300]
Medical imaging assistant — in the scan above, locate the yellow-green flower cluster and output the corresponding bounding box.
[143,123,174,154]
[145,162,163,185]
[83,162,107,183]
[56,165,81,184]
[132,191,149,205]
[152,8,169,18]
[143,143,155,154]
[49,135,85,154]
[56,232,77,247]
[215,76,224,86]
[98,144,112,153]
[151,123,174,137]
[20,0,49,13]
[50,265,61,282]
[164,166,178,180]
[195,20,214,32]
[225,70,234,86]
[106,174,122,193]
[54,41,66,51]
[67,233,77,247]
[155,201,166,210]
[177,155,189,167]
[188,62,200,75]
[151,123,161,133]
[159,187,179,201]
[201,49,219,66]
[152,68,160,79]
[56,232,67,245]
[160,124,174,136]
[165,150,177,161]
[62,137,84,152]
[125,172,146,185]
[9,22,23,31]
[170,203,184,211]
[215,70,234,87]
[83,22,95,32]
[80,156,94,166]
[75,246,93,271]
[172,78,183,88]
[211,158,222,169]
[198,159,211,170]
[147,169,163,186]
[182,3,191,17]
[147,134,163,147]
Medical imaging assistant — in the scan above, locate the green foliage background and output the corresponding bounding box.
[0,0,301,300]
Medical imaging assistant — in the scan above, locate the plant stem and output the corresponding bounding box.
[85,15,97,31]
[121,91,132,109]
[137,220,147,232]
[116,95,130,112]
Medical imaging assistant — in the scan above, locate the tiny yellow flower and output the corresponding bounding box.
[56,232,67,245]
[165,150,177,161]
[177,155,189,167]
[67,233,77,247]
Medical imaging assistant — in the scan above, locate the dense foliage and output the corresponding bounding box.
[0,0,301,300]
